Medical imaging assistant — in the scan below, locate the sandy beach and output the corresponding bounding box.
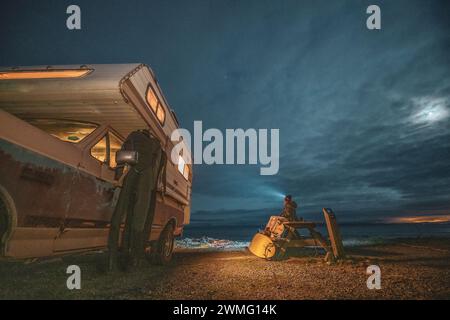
[0,237,449,299]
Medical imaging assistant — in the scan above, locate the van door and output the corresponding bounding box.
[53,130,123,253]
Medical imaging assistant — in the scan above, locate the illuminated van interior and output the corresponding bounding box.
[146,85,166,125]
[177,155,190,180]
[90,132,123,168]
[26,119,98,143]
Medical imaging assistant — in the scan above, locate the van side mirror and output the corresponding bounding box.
[116,150,138,166]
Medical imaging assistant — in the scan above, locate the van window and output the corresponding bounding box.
[90,132,123,168]
[156,105,165,124]
[145,85,166,125]
[177,155,185,175]
[146,87,158,113]
[176,155,190,180]
[183,164,190,180]
[109,132,123,168]
[27,119,97,143]
[91,136,107,163]
[0,68,93,80]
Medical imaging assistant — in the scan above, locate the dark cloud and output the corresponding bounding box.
[1,0,449,223]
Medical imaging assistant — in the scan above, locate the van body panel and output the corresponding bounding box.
[0,137,74,227]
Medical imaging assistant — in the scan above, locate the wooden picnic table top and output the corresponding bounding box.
[283,221,318,229]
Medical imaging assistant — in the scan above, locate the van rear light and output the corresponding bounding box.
[0,69,93,80]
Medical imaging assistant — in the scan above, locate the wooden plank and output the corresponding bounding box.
[283,238,320,248]
[308,228,331,252]
[283,221,317,229]
[323,208,345,259]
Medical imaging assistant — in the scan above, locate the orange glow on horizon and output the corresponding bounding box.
[388,214,450,224]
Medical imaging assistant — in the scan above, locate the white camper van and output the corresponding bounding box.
[0,64,192,262]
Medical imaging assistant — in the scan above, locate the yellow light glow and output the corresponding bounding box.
[146,88,159,112]
[156,105,165,124]
[146,85,166,125]
[0,69,92,80]
[183,164,190,180]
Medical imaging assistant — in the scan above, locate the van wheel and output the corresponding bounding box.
[152,223,175,265]
[0,198,8,248]
[0,186,16,257]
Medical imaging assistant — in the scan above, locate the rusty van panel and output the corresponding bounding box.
[0,139,73,227]
[6,228,59,258]
[1,151,118,228]
[64,169,117,225]
[0,136,182,228]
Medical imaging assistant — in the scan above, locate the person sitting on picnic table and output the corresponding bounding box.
[280,195,301,221]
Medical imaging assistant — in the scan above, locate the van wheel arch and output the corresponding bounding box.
[0,185,17,257]
[150,219,176,265]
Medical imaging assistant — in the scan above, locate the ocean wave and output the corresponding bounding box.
[342,238,385,246]
[176,236,387,251]
[176,237,249,250]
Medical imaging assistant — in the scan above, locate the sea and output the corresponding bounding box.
[176,221,450,250]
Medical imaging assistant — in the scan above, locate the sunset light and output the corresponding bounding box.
[388,215,450,224]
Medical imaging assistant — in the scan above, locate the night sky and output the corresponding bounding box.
[1,0,449,224]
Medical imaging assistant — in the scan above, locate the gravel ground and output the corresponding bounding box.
[0,238,449,299]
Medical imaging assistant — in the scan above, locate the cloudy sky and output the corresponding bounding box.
[1,0,449,223]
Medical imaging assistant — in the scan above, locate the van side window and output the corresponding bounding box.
[109,132,123,168]
[90,136,107,163]
[146,87,158,113]
[177,155,185,175]
[90,132,123,168]
[156,105,165,124]
[176,155,190,181]
[183,164,190,180]
[146,85,166,125]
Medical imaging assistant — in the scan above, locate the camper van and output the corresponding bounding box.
[0,64,192,262]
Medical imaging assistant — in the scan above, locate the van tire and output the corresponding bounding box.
[0,186,16,257]
[152,223,175,265]
[0,198,8,255]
